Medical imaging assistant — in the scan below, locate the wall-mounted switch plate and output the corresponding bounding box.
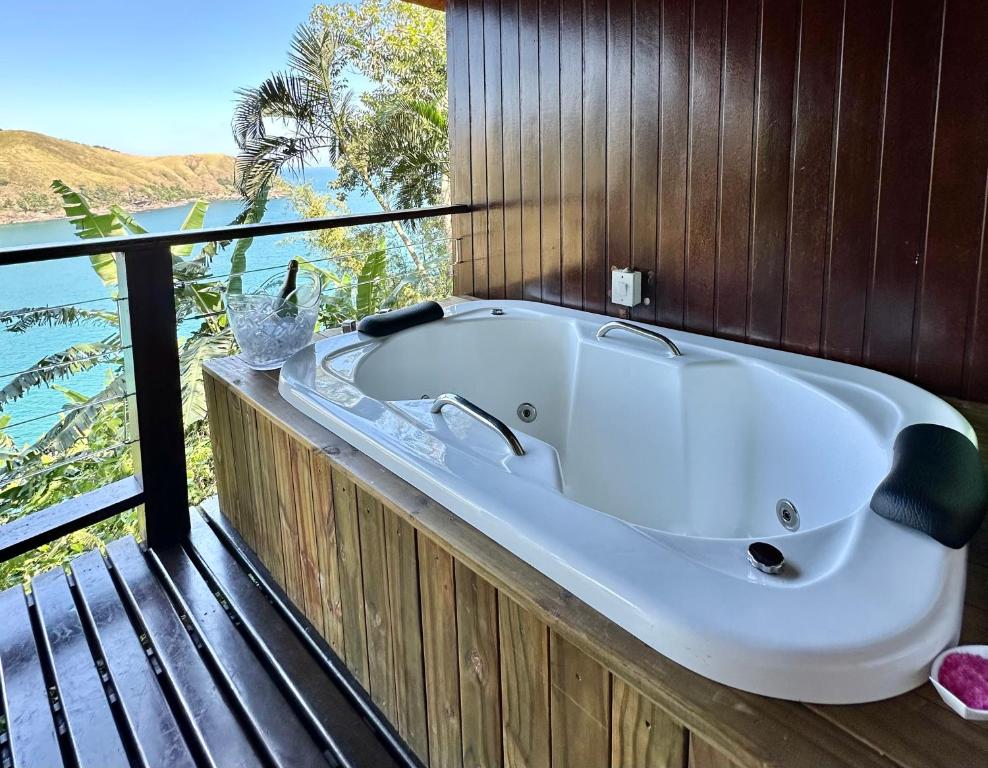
[611,268,643,308]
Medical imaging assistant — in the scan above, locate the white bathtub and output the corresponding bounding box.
[279,300,970,703]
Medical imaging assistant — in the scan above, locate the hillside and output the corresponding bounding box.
[0,130,241,224]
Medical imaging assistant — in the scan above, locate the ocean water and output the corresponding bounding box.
[0,168,375,445]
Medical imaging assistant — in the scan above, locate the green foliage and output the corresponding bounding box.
[291,184,451,327]
[0,181,264,589]
[233,0,449,266]
[0,342,117,409]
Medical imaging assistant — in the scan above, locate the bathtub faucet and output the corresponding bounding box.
[431,393,526,456]
[595,320,682,357]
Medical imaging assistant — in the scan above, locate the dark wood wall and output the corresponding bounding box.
[446,0,988,400]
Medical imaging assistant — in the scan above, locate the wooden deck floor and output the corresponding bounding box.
[0,509,417,768]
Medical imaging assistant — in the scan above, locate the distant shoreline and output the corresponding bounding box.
[0,195,247,227]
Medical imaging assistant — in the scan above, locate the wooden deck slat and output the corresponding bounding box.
[0,585,63,768]
[70,548,197,768]
[31,569,129,768]
[105,536,262,768]
[185,511,403,768]
[152,543,331,768]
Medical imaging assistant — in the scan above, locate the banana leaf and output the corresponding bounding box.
[0,343,120,411]
[50,180,122,287]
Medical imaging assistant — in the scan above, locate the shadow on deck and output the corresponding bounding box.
[0,507,417,768]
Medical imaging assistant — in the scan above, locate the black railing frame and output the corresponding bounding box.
[0,203,469,559]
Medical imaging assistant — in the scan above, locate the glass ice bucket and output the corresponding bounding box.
[226,270,323,370]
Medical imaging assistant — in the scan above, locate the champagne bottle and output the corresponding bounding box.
[276,259,300,318]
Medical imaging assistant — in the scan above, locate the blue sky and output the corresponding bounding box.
[0,0,344,156]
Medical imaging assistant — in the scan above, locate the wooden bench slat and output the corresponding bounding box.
[106,537,263,768]
[0,585,63,768]
[152,543,331,768]
[70,549,196,768]
[186,511,404,768]
[31,569,129,768]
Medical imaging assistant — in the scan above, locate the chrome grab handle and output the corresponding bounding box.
[431,393,526,456]
[595,320,682,357]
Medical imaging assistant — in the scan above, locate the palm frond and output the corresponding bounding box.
[0,343,120,411]
[50,180,122,286]
[180,331,237,425]
[29,376,128,456]
[0,306,117,334]
[170,199,210,259]
[228,183,271,294]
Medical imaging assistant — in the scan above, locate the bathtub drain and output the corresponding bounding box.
[517,403,537,423]
[776,499,800,531]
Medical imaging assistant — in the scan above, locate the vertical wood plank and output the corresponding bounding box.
[484,0,506,300]
[781,0,842,355]
[605,0,633,317]
[419,536,463,768]
[203,375,236,531]
[864,0,942,379]
[550,630,610,768]
[455,563,502,768]
[520,0,542,301]
[272,426,304,607]
[714,0,758,340]
[385,513,429,762]
[630,0,659,324]
[540,0,562,306]
[611,676,687,768]
[582,0,608,313]
[499,595,549,768]
[226,389,258,550]
[822,0,891,364]
[254,413,286,587]
[356,487,398,722]
[685,0,724,334]
[501,0,524,300]
[310,450,344,655]
[918,0,988,395]
[657,0,691,328]
[332,467,370,688]
[290,438,326,634]
[468,0,490,298]
[689,733,739,768]
[449,0,474,297]
[747,0,799,345]
[559,0,584,309]
[239,402,270,568]
[212,381,242,534]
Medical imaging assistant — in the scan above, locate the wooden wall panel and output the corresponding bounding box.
[357,488,399,721]
[384,515,429,759]
[610,676,686,767]
[419,535,463,768]
[498,595,549,768]
[539,0,562,307]
[454,563,502,768]
[309,451,344,653]
[549,631,610,767]
[332,468,371,688]
[448,0,988,400]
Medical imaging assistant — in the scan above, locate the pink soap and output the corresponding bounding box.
[938,652,988,709]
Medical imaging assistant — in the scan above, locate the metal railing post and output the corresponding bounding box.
[117,244,190,547]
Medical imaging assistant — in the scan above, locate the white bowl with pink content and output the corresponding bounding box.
[930,645,988,720]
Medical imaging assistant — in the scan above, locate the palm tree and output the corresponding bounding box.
[231,21,449,276]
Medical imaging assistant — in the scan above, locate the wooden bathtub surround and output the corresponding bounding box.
[204,354,988,768]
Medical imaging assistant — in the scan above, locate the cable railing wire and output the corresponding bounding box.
[2,393,132,433]
[0,348,122,381]
[0,439,137,489]
[175,236,457,288]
